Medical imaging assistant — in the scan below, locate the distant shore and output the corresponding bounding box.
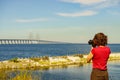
[0,53,120,70]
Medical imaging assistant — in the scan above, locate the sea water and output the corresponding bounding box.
[0,44,90,61]
[0,44,120,80]
[0,44,120,61]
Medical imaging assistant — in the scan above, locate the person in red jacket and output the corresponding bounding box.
[87,32,111,80]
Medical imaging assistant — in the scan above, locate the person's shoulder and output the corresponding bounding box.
[105,46,111,53]
[105,46,110,49]
[92,47,97,50]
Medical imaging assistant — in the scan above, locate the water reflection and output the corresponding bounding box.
[0,61,120,80]
[108,61,120,80]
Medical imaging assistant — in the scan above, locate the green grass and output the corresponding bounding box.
[12,71,32,80]
[0,70,8,80]
[0,70,40,80]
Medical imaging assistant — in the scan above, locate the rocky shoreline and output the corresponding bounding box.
[0,53,120,69]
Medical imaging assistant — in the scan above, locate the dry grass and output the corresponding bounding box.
[0,70,40,80]
[12,71,32,80]
[0,54,120,70]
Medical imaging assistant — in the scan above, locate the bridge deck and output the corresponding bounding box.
[0,39,57,44]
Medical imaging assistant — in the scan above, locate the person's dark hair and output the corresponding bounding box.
[93,33,107,46]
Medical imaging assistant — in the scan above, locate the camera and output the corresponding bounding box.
[88,40,96,47]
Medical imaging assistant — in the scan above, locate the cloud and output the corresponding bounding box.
[59,0,120,17]
[95,0,120,9]
[56,10,97,17]
[60,0,120,8]
[60,0,105,5]
[16,18,49,23]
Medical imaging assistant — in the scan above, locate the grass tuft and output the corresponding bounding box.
[9,57,20,63]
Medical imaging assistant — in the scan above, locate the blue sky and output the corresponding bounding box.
[0,0,120,43]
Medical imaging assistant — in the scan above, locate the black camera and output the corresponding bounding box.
[88,40,96,47]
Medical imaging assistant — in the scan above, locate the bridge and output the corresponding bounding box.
[0,39,61,44]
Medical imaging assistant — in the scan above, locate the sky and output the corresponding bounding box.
[0,0,120,43]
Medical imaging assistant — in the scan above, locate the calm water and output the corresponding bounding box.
[0,44,120,80]
[2,61,120,80]
[0,44,120,61]
[38,61,120,80]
